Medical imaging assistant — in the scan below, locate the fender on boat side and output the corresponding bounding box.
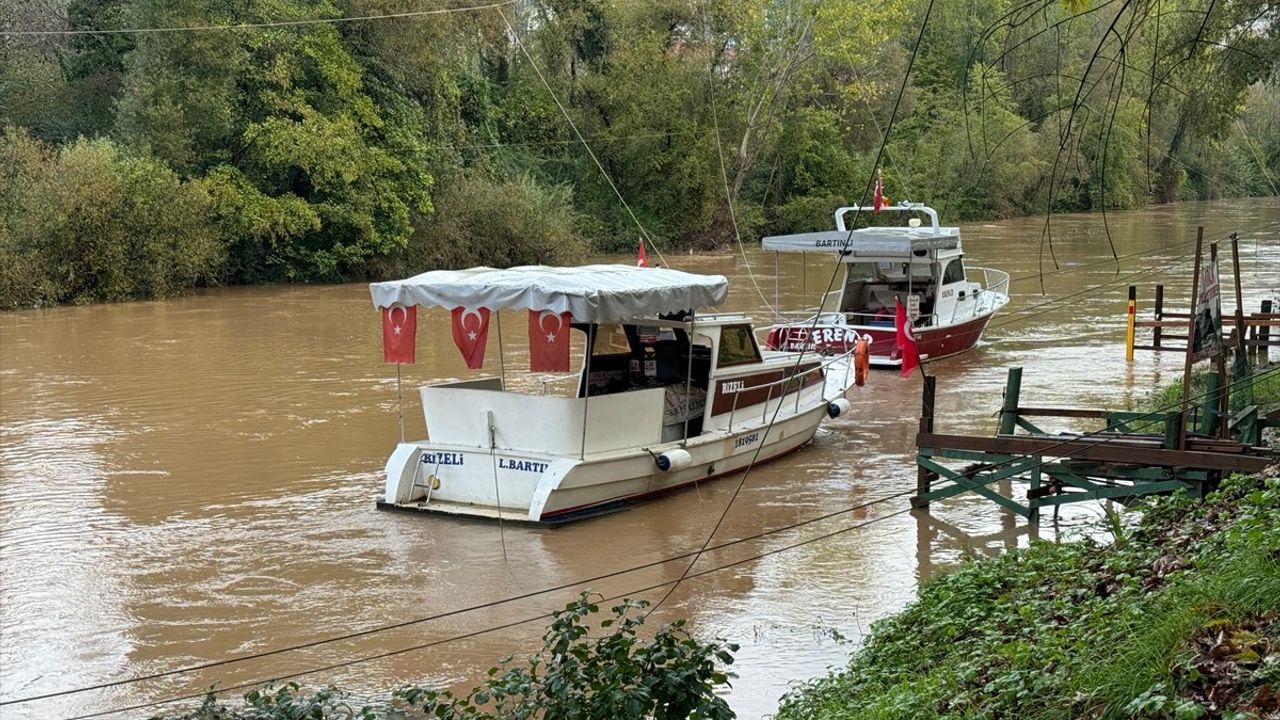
[383,443,421,504]
[527,459,582,522]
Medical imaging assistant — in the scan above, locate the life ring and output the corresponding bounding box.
[853,337,869,387]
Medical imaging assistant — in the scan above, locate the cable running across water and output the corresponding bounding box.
[645,0,939,619]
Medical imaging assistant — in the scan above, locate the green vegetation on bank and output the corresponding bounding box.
[2,0,1278,309]
[777,471,1280,720]
[156,595,738,720]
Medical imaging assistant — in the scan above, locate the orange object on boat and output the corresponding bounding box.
[854,336,869,387]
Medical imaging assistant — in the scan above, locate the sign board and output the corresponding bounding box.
[1191,257,1223,361]
[907,294,921,322]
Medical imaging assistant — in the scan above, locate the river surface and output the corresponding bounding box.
[2,199,1278,719]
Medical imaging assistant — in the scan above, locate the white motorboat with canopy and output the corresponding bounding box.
[369,264,858,523]
[761,203,1010,365]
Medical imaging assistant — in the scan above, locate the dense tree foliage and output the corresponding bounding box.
[1,0,1277,308]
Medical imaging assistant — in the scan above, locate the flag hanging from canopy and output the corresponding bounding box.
[528,310,573,372]
[894,299,920,378]
[636,240,648,268]
[381,305,417,364]
[450,307,491,369]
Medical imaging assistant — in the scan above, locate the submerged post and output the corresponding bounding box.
[912,374,937,509]
[998,367,1023,436]
[1125,285,1137,362]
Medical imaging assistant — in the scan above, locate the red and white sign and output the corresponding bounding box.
[381,305,417,364]
[895,299,920,378]
[529,310,573,372]
[450,307,491,369]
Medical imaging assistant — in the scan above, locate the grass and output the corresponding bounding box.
[776,471,1280,720]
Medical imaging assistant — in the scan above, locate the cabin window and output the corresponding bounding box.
[942,258,966,285]
[717,324,762,366]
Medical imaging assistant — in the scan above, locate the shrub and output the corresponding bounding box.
[0,128,225,308]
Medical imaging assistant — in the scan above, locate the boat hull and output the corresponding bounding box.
[763,309,998,366]
[376,402,831,524]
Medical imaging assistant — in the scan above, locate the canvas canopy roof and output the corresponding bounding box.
[369,264,728,323]
[762,227,961,257]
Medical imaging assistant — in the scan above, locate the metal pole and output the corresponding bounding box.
[496,310,507,390]
[580,324,593,460]
[1230,233,1247,371]
[774,253,780,322]
[396,363,405,442]
[1178,227,1204,450]
[1154,284,1165,350]
[682,314,695,445]
[1125,285,1136,362]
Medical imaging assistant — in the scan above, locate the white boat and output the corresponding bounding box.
[370,264,857,523]
[761,203,1011,365]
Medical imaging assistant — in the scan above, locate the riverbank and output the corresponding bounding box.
[776,469,1280,720]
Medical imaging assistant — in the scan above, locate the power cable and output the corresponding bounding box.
[498,5,670,269]
[0,487,915,708]
[51,366,1279,719]
[0,0,517,35]
[645,0,938,618]
[60,503,918,720]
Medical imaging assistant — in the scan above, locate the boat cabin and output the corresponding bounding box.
[763,203,979,329]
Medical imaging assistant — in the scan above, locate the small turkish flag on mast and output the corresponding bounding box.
[894,298,920,378]
[873,172,887,213]
[636,239,648,267]
[528,310,573,372]
[450,307,491,369]
[381,305,417,364]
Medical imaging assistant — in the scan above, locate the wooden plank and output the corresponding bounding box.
[1016,407,1110,419]
[915,432,1271,472]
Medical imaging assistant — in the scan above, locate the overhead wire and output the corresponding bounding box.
[63,364,1280,720]
[57,500,919,720]
[695,1,774,314]
[645,0,938,619]
[498,5,670,269]
[0,0,518,35]
[0,486,917,708]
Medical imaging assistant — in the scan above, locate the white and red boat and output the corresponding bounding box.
[761,203,1009,366]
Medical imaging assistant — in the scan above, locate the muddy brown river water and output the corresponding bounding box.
[2,200,1278,719]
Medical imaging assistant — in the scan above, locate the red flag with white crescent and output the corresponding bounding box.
[873,174,885,213]
[381,305,417,364]
[450,307,491,369]
[528,310,573,372]
[637,240,648,267]
[895,299,920,378]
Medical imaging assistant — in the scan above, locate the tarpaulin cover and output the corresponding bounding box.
[370,264,728,323]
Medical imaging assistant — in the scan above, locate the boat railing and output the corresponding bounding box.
[725,348,854,432]
[969,267,1011,314]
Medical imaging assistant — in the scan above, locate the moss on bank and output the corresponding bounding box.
[777,471,1280,720]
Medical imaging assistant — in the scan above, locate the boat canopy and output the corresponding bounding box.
[761,227,960,257]
[369,264,729,323]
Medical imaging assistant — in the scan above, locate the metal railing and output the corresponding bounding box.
[969,267,1011,314]
[725,347,855,431]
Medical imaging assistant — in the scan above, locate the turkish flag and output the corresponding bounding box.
[895,299,920,378]
[873,174,885,213]
[381,305,417,364]
[528,310,572,372]
[637,239,648,267]
[450,307,491,369]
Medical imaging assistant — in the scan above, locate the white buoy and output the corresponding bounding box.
[827,398,851,418]
[656,448,693,472]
